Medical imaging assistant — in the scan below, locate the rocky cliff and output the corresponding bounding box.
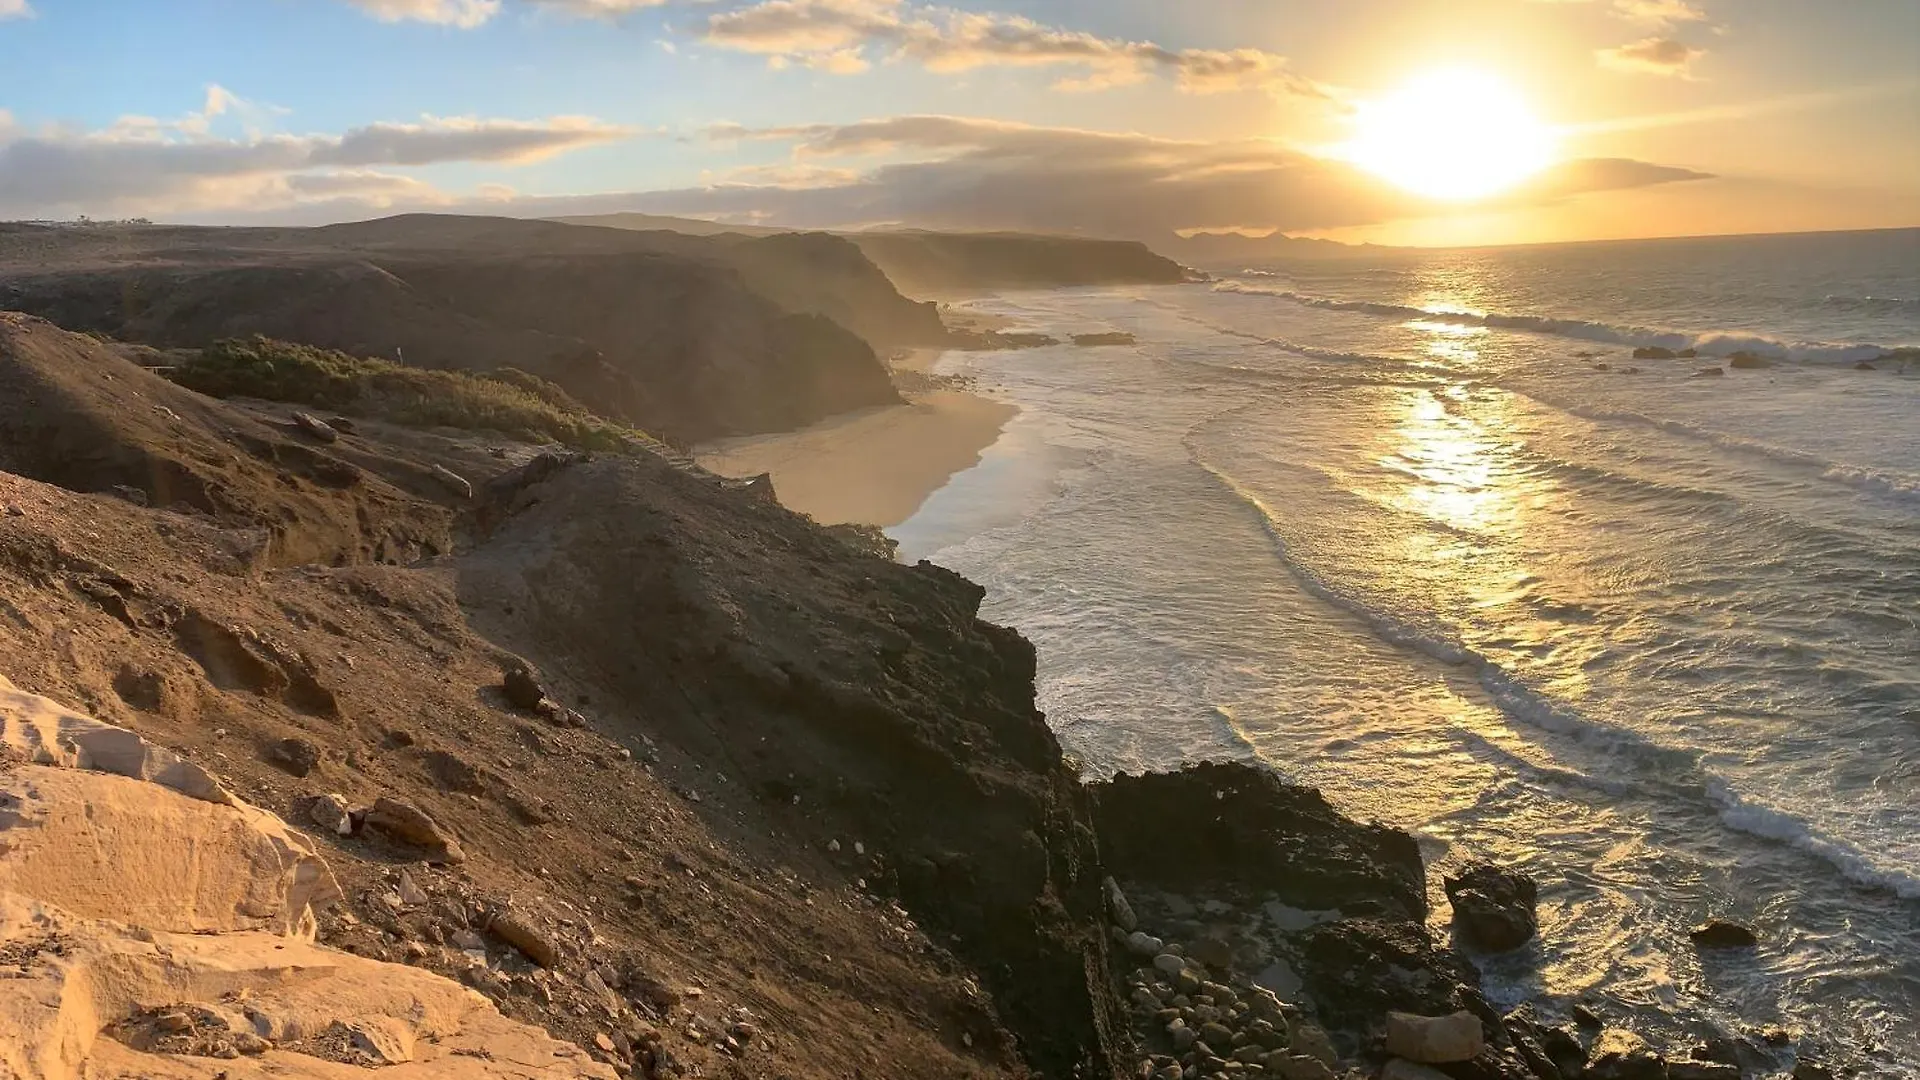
[0,313,1775,1080]
[849,231,1192,294]
[0,215,945,443]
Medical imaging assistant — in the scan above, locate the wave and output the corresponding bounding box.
[1504,390,1920,509]
[1705,775,1920,900]
[1822,294,1920,314]
[1212,279,1909,364]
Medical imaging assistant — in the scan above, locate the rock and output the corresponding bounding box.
[305,793,352,835]
[325,415,358,433]
[290,411,339,443]
[1689,919,1758,949]
[1443,863,1538,952]
[1105,876,1138,931]
[266,736,321,778]
[1189,935,1234,971]
[1726,351,1773,369]
[1073,332,1137,347]
[364,797,466,864]
[1584,1028,1664,1080]
[487,910,561,968]
[1791,1062,1834,1080]
[1854,361,1878,371]
[1268,1055,1337,1080]
[1382,1061,1455,1080]
[1678,348,1699,358]
[431,463,474,499]
[1288,1021,1338,1066]
[1632,347,1678,360]
[1126,931,1164,956]
[1669,1063,1740,1080]
[502,664,547,711]
[1384,1010,1486,1064]
[1571,1005,1603,1028]
[1153,953,1187,977]
[1542,1025,1586,1075]
[396,870,429,907]
[1691,366,1725,378]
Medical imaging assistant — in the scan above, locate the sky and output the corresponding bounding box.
[0,0,1916,246]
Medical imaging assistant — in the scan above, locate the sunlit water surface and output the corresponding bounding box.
[893,230,1920,1074]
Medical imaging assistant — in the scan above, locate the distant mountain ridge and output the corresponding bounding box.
[549,214,1195,294]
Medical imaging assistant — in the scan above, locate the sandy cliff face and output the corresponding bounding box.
[0,678,617,1080]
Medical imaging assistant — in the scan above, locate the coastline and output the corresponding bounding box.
[695,349,1017,529]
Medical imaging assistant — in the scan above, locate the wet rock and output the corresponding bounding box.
[1542,1025,1585,1076]
[1126,931,1164,957]
[1726,351,1773,370]
[1854,361,1878,371]
[1584,1028,1664,1080]
[1385,1010,1487,1064]
[1669,1063,1740,1080]
[1444,863,1538,952]
[1689,919,1758,949]
[1092,762,1427,920]
[1691,366,1725,378]
[266,737,321,778]
[1632,347,1678,360]
[1269,1055,1337,1080]
[364,796,466,864]
[290,411,339,443]
[1791,1062,1834,1080]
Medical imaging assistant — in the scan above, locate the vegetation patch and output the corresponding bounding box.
[167,337,642,452]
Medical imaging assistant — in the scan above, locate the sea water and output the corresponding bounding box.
[893,229,1920,1073]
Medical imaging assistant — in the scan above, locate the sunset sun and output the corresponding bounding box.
[1341,68,1559,201]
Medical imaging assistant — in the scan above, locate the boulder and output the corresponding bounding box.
[306,792,353,835]
[502,664,548,711]
[488,910,562,968]
[266,736,321,778]
[1631,347,1678,360]
[1689,919,1758,949]
[289,411,339,443]
[364,797,466,864]
[1854,361,1878,371]
[1443,863,1538,952]
[1584,1028,1665,1080]
[1104,876,1138,931]
[1691,366,1726,378]
[1382,1061,1455,1080]
[1384,1010,1487,1064]
[1726,351,1773,369]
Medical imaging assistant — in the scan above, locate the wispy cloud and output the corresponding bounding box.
[701,0,1330,96]
[0,0,32,19]
[340,0,672,25]
[0,113,633,217]
[1597,36,1704,76]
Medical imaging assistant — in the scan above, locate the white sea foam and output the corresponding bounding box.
[1706,775,1920,900]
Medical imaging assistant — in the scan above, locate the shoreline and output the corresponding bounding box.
[695,350,1016,530]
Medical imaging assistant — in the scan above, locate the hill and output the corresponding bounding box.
[0,215,945,444]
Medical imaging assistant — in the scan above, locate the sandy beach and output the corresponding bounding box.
[696,351,1016,529]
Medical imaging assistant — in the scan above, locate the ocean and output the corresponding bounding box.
[891,229,1920,1074]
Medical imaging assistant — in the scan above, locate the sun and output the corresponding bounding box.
[1340,68,1558,201]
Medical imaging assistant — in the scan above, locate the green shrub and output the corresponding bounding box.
[169,336,641,452]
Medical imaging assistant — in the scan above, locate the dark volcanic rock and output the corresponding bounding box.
[1444,863,1539,952]
[1726,351,1773,370]
[1090,761,1427,921]
[1689,919,1759,949]
[1295,917,1493,1032]
[1632,346,1678,360]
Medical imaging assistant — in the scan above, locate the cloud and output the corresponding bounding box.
[344,0,503,27]
[1611,0,1708,26]
[1598,37,1704,76]
[0,0,30,19]
[618,115,1708,237]
[339,0,671,25]
[0,114,633,217]
[702,0,1328,96]
[314,115,631,166]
